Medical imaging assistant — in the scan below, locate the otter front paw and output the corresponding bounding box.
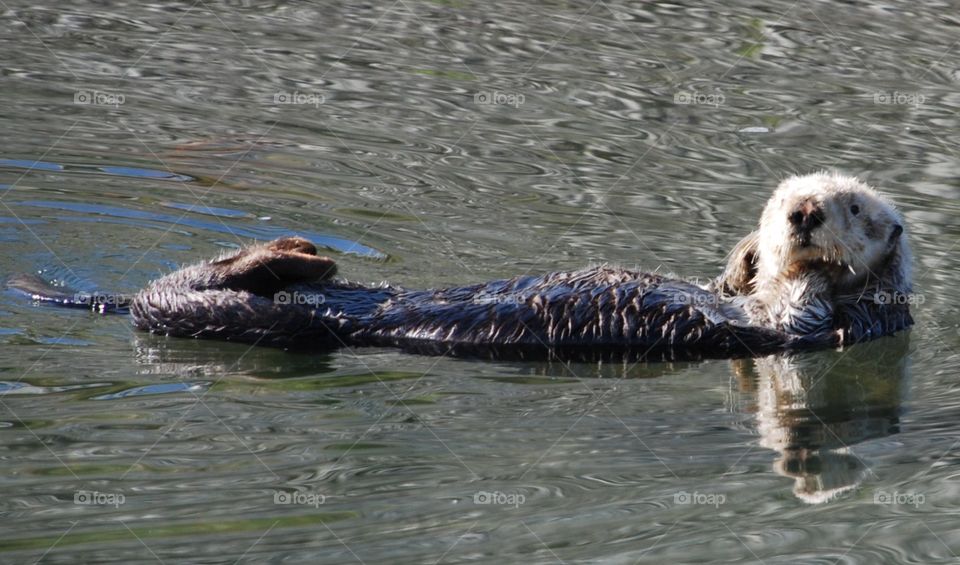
[210,237,338,296]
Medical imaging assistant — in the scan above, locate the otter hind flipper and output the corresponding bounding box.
[209,237,338,297]
[129,238,382,349]
[7,273,131,313]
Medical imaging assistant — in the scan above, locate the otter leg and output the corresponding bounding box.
[130,237,350,348]
[209,237,338,297]
[130,284,352,348]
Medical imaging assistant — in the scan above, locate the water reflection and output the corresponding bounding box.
[129,319,911,505]
[8,199,388,259]
[0,158,195,181]
[130,335,340,380]
[733,336,910,503]
[4,0,958,558]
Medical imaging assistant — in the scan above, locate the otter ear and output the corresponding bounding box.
[880,226,912,295]
[716,230,760,296]
[889,224,903,243]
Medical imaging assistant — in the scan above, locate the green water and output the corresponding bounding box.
[1,1,959,563]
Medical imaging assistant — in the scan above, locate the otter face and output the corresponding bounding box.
[755,173,909,290]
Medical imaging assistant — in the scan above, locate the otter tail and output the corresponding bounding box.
[7,273,132,313]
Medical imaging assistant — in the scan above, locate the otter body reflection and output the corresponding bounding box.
[733,337,910,503]
[11,173,914,358]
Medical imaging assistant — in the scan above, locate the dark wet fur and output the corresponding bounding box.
[128,267,786,358]
[9,237,912,361]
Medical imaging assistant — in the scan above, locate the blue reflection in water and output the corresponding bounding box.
[0,159,194,181]
[15,200,387,259]
[0,159,64,171]
[98,166,192,180]
[161,202,254,218]
[92,381,210,400]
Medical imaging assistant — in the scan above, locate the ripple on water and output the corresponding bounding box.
[2,0,960,563]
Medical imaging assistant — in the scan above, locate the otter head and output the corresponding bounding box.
[752,172,911,294]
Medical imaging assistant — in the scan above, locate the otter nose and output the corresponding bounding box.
[788,200,825,233]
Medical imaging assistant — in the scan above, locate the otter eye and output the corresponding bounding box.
[850,204,860,216]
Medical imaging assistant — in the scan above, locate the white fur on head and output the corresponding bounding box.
[754,172,911,294]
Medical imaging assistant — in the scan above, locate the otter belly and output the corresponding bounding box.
[129,263,789,356]
[340,267,790,357]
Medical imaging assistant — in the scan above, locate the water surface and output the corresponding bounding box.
[1,1,959,563]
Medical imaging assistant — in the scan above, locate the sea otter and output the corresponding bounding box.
[9,172,913,360]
